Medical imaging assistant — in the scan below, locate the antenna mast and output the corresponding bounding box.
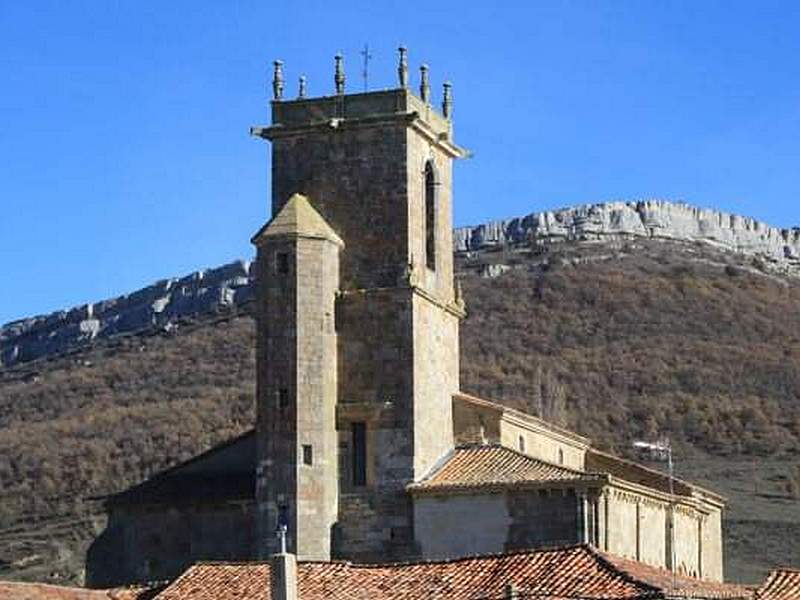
[360,43,372,92]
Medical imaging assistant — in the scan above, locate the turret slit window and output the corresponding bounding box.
[278,388,289,410]
[352,422,367,487]
[424,161,436,271]
[276,252,289,275]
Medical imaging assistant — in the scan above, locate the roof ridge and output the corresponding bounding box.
[189,544,597,570]
[318,542,594,569]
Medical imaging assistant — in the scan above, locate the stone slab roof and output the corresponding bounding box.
[152,544,752,600]
[104,472,253,507]
[408,444,605,494]
[453,392,591,447]
[757,568,800,600]
[251,193,343,246]
[100,431,255,507]
[585,448,724,503]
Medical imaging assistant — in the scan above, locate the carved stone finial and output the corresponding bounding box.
[442,81,452,120]
[419,64,430,104]
[298,75,307,99]
[398,46,408,88]
[334,53,345,95]
[272,60,284,101]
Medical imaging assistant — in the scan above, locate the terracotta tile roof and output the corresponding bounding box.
[107,584,168,600]
[0,582,164,600]
[408,444,604,493]
[757,568,800,600]
[152,545,752,600]
[0,582,111,600]
[0,581,165,600]
[599,551,752,599]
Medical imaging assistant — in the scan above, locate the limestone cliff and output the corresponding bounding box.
[454,200,800,265]
[0,260,254,367]
[3,200,799,368]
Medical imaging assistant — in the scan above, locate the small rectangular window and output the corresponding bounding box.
[302,444,313,466]
[276,252,289,275]
[352,422,367,487]
[278,388,289,409]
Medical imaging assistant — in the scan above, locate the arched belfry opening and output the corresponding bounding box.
[424,161,437,271]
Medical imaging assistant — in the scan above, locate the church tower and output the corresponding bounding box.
[251,50,467,561]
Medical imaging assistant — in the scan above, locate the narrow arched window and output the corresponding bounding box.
[424,161,436,270]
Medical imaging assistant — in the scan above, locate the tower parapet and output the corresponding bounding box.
[254,51,461,154]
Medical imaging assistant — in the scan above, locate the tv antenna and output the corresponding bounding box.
[360,43,372,92]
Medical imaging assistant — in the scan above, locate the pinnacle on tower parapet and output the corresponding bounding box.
[298,75,307,99]
[398,46,408,88]
[272,60,284,101]
[334,53,345,95]
[419,64,430,104]
[442,81,452,120]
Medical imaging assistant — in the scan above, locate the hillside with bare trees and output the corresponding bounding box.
[1,237,799,584]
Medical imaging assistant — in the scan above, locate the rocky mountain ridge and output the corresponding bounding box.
[0,261,254,368]
[454,199,800,259]
[3,199,799,368]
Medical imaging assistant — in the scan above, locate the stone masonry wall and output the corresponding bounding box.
[270,124,409,291]
[87,501,256,588]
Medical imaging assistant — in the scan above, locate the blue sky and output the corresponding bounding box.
[1,1,799,325]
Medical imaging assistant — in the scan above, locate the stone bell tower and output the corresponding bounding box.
[251,48,467,562]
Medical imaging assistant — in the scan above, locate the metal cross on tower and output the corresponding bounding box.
[276,524,288,554]
[360,43,372,92]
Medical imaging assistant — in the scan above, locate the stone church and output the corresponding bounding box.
[86,51,725,588]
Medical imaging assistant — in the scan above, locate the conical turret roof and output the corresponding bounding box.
[251,193,343,246]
